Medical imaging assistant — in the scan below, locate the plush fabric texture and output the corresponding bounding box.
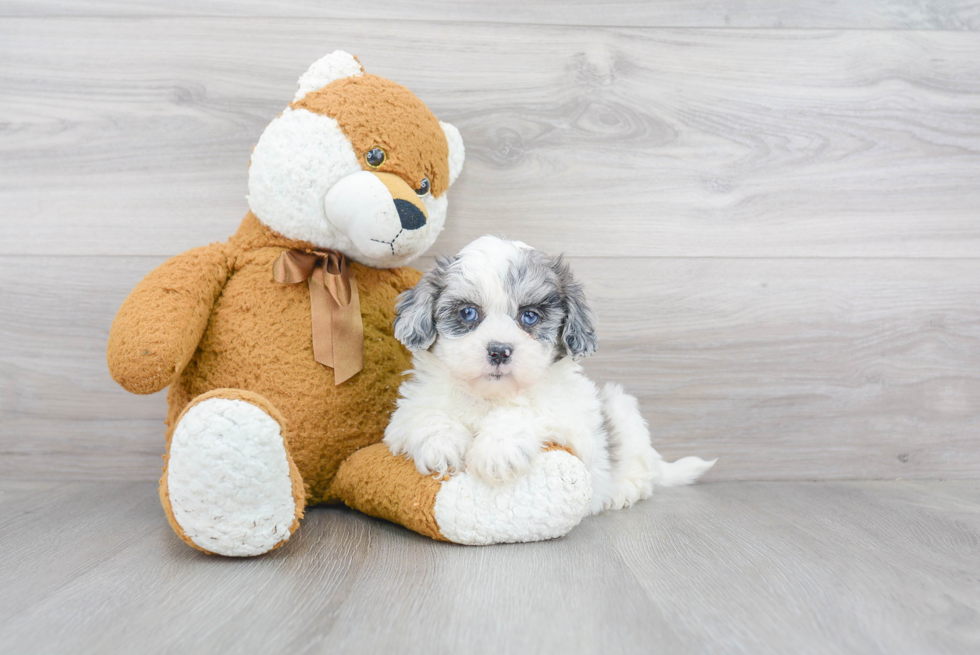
[108,245,231,396]
[331,443,447,542]
[293,50,364,103]
[109,213,421,507]
[292,74,451,198]
[164,391,304,557]
[159,388,306,555]
[433,449,593,545]
[145,213,423,504]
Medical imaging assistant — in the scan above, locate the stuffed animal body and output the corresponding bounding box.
[108,52,593,556]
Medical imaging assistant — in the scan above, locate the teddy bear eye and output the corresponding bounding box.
[365,147,386,169]
[415,177,430,197]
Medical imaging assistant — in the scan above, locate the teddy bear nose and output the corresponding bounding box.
[394,199,427,230]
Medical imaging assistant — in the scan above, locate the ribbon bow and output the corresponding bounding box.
[273,249,363,385]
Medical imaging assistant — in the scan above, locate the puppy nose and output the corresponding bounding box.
[487,342,513,366]
[394,199,427,230]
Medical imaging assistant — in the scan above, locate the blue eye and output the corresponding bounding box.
[521,310,539,326]
[459,306,479,322]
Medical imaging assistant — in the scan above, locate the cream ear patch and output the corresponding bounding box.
[440,121,465,186]
[294,50,365,102]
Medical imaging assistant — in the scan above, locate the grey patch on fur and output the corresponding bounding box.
[549,255,599,358]
[506,249,565,346]
[393,256,455,351]
[434,295,484,338]
[399,244,599,359]
[601,409,621,472]
[430,257,491,338]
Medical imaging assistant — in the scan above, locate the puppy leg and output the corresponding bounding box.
[384,409,472,477]
[600,383,716,511]
[332,443,592,545]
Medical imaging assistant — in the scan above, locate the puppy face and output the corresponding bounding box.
[395,236,599,397]
[247,51,464,268]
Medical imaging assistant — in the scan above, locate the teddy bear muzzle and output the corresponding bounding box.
[324,170,430,260]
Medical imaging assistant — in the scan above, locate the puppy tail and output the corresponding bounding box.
[600,382,716,493]
[656,456,717,487]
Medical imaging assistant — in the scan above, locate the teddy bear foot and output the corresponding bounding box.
[433,448,593,545]
[161,390,305,557]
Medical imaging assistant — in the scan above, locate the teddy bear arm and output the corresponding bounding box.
[107,244,232,395]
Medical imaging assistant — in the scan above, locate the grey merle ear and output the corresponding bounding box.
[393,256,453,352]
[551,255,599,358]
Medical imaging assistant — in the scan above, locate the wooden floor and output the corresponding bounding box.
[1,479,977,654]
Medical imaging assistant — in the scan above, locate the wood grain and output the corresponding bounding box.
[2,19,980,257]
[0,480,976,654]
[2,1,979,30]
[2,255,977,481]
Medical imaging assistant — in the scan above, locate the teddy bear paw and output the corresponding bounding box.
[164,397,300,557]
[433,449,592,545]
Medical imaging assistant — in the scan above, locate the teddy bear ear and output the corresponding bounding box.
[293,51,365,102]
[440,121,465,186]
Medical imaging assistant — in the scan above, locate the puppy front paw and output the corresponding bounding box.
[465,430,540,485]
[412,427,471,477]
[385,413,472,478]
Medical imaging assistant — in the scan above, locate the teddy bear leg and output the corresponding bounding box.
[160,389,306,557]
[331,443,592,545]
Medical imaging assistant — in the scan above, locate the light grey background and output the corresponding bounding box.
[2,1,979,482]
[1,3,978,654]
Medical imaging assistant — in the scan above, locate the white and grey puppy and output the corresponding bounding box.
[384,236,715,515]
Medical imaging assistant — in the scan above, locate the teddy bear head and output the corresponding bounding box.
[247,51,465,268]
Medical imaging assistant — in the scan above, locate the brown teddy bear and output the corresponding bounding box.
[107,52,592,556]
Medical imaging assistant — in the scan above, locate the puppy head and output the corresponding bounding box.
[394,236,598,397]
[247,51,465,268]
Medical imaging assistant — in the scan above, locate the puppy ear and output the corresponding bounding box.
[552,255,599,358]
[440,121,465,186]
[394,256,453,351]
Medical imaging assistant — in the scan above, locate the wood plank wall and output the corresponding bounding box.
[1,2,978,481]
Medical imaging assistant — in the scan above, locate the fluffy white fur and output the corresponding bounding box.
[247,50,464,269]
[293,50,364,102]
[167,398,297,557]
[440,121,465,185]
[385,236,716,516]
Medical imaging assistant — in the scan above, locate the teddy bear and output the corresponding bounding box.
[107,51,594,556]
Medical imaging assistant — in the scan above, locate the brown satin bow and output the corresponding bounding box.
[273,249,363,385]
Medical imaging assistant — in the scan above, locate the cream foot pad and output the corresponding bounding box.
[165,397,299,557]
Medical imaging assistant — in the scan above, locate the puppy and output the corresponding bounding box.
[384,236,715,515]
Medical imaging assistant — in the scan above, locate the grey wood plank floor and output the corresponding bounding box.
[0,480,977,655]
